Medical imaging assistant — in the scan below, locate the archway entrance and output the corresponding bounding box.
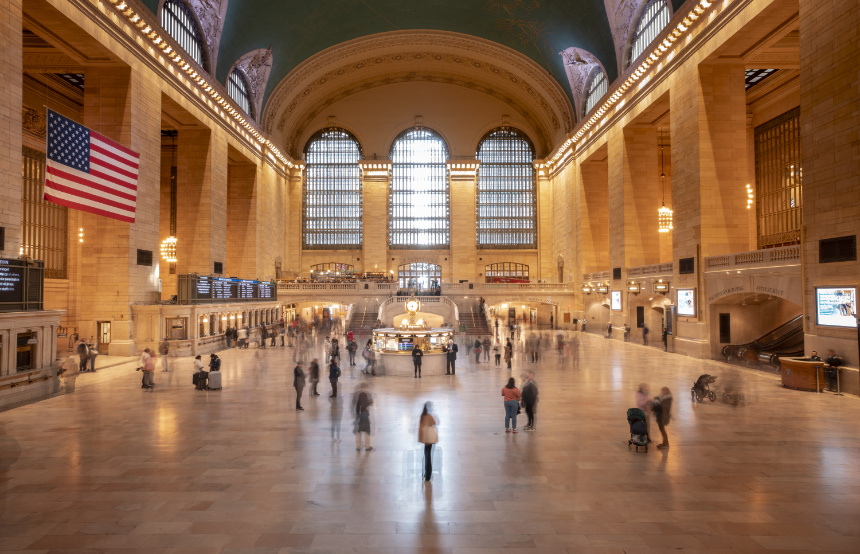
[398,262,441,290]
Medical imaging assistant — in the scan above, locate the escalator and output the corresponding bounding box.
[722,314,804,369]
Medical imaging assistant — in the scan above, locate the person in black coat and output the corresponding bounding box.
[412,344,423,378]
[293,362,306,410]
[521,374,539,431]
[445,340,458,375]
[328,359,341,398]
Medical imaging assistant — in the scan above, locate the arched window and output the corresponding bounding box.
[310,262,356,279]
[398,263,442,290]
[228,69,252,117]
[161,0,206,71]
[389,127,449,248]
[629,0,670,68]
[476,127,536,249]
[485,263,529,283]
[303,128,363,249]
[583,69,607,117]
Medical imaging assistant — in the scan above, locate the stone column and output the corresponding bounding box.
[669,61,750,358]
[284,165,303,277]
[0,0,22,258]
[226,162,257,278]
[359,161,392,276]
[537,164,556,281]
[80,66,161,356]
[175,128,227,276]
[799,0,860,365]
[448,161,479,282]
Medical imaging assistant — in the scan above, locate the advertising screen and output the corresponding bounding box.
[610,290,622,311]
[816,287,857,327]
[677,289,696,316]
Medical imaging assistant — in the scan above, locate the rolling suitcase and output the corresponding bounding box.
[208,370,222,390]
[194,371,208,391]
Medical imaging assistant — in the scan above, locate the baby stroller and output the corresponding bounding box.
[627,408,648,452]
[691,374,717,402]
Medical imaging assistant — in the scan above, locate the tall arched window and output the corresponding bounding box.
[629,0,670,68]
[303,128,363,249]
[161,0,206,71]
[389,127,449,248]
[228,69,252,117]
[476,127,537,249]
[583,69,607,117]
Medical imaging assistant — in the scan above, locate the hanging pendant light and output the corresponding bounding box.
[160,236,178,263]
[658,130,673,233]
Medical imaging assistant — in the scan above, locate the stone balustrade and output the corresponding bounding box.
[704,245,802,272]
[627,262,674,278]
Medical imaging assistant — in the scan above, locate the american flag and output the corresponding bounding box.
[44,109,139,223]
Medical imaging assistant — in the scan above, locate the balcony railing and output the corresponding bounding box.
[443,282,570,292]
[704,245,801,272]
[627,262,673,278]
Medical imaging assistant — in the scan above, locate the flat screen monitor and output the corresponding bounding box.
[677,289,696,317]
[610,290,622,311]
[816,287,857,327]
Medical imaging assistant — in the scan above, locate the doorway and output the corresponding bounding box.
[98,321,111,354]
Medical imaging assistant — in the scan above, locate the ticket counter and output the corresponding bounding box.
[780,357,827,392]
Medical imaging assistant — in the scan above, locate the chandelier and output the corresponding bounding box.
[160,236,178,263]
[658,130,673,233]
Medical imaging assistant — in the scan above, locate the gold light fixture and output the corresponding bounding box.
[746,184,754,209]
[627,281,641,294]
[78,228,84,243]
[160,236,178,263]
[658,129,673,232]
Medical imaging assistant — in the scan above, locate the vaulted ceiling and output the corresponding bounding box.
[139,0,686,109]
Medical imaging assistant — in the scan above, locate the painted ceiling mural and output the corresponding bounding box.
[139,0,686,111]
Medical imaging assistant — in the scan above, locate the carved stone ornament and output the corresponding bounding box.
[559,47,607,120]
[23,107,47,139]
[262,31,574,157]
[604,0,645,74]
[231,47,273,120]
[161,0,228,70]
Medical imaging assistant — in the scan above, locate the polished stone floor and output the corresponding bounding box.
[2,332,860,553]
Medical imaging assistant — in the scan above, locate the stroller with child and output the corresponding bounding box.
[626,408,649,452]
[691,374,717,402]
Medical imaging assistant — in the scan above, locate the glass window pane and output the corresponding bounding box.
[303,128,363,249]
[629,0,670,67]
[476,127,536,249]
[161,0,206,70]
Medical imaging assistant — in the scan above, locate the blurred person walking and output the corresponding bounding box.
[635,384,651,442]
[293,361,305,410]
[418,402,438,481]
[330,394,343,442]
[652,387,673,449]
[482,336,491,362]
[504,339,513,370]
[445,340,458,375]
[328,359,341,397]
[501,377,521,432]
[521,373,539,431]
[353,383,374,451]
[309,358,321,396]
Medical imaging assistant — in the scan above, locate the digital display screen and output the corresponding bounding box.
[430,337,438,344]
[816,287,857,327]
[180,275,278,304]
[677,289,696,316]
[0,260,25,305]
[611,290,622,311]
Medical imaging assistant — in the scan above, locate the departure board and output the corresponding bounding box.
[0,258,44,312]
[178,274,277,304]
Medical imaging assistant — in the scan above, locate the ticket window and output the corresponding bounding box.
[16,332,35,372]
[98,321,111,351]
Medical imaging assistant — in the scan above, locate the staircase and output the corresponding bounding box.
[347,310,378,337]
[459,310,491,337]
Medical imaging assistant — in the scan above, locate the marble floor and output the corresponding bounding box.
[2,333,860,553]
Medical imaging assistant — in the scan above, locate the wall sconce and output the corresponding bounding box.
[597,285,609,294]
[654,280,670,293]
[627,282,641,294]
[582,285,593,294]
[160,236,178,262]
[26,332,39,345]
[746,184,754,209]
[78,228,84,243]
[203,317,208,323]
[237,314,243,319]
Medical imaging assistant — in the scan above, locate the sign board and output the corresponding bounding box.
[0,258,44,312]
[815,287,857,328]
[610,290,622,311]
[677,289,696,317]
[179,275,278,304]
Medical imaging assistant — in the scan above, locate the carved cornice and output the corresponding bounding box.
[23,107,47,140]
[559,47,607,120]
[263,31,574,157]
